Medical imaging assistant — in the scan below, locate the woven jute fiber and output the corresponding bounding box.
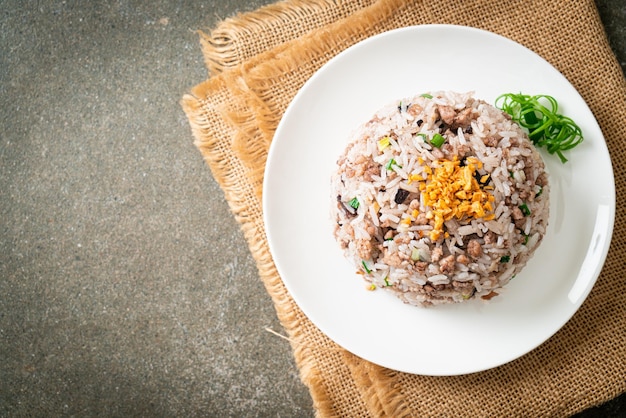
[181,0,626,416]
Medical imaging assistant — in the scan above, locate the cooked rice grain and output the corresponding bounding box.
[331,91,549,306]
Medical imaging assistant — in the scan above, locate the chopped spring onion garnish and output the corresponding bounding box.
[420,93,433,99]
[384,277,391,287]
[500,255,511,263]
[522,233,529,245]
[385,158,401,170]
[348,197,359,210]
[519,203,531,216]
[430,133,445,148]
[495,93,583,163]
[361,260,372,274]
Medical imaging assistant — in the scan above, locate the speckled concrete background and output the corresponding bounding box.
[1,1,624,416]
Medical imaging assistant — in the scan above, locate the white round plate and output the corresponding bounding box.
[263,25,615,375]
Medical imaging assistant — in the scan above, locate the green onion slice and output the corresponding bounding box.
[385,158,402,170]
[519,203,531,216]
[430,133,445,148]
[361,260,372,274]
[348,197,359,210]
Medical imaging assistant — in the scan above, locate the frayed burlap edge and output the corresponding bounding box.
[183,0,626,416]
[181,73,376,417]
[198,0,376,76]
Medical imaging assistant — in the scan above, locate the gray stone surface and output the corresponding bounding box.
[0,1,623,417]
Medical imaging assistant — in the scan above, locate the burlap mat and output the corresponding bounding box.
[182,0,626,416]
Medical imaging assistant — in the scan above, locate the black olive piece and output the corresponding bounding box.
[416,119,423,126]
[394,189,410,204]
[473,171,490,185]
